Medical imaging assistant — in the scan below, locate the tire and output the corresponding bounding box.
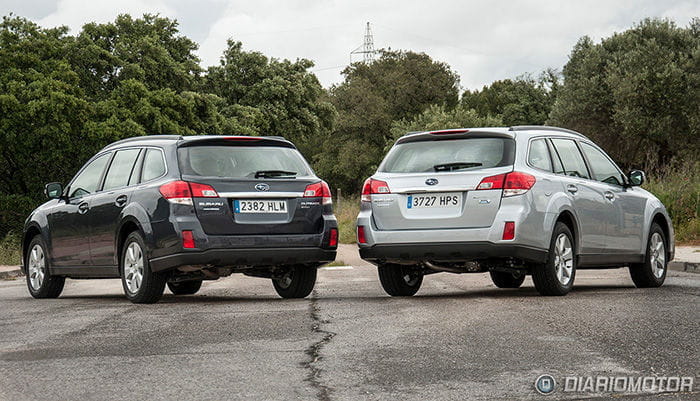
[25,235,65,299]
[532,222,576,296]
[377,263,423,297]
[272,266,317,298]
[489,270,526,288]
[168,280,203,295]
[629,223,667,288]
[120,231,166,304]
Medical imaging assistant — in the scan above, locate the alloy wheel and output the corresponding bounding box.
[553,233,574,286]
[28,244,46,290]
[124,242,144,294]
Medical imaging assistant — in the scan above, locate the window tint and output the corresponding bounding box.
[178,146,312,178]
[141,149,166,181]
[580,142,624,186]
[380,138,514,173]
[528,139,552,171]
[550,139,589,179]
[547,140,565,174]
[103,149,141,191]
[69,153,110,198]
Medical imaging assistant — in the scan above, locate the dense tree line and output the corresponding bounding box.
[0,14,698,237]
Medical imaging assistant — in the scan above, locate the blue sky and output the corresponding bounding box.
[3,0,698,89]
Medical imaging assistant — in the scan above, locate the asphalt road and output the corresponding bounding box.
[0,261,698,400]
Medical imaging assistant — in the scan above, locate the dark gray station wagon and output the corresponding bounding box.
[23,135,338,303]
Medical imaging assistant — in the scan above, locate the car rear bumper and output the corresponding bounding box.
[150,247,337,272]
[359,242,548,265]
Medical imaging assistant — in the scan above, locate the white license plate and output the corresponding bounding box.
[407,193,461,209]
[234,200,287,213]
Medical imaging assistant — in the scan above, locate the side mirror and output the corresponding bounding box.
[44,182,63,199]
[628,170,645,187]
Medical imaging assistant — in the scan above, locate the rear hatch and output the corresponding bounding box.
[369,132,515,230]
[177,137,326,235]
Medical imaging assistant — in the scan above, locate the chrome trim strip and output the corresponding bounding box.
[219,192,304,198]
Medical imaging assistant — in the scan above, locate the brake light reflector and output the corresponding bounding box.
[502,222,515,240]
[328,228,338,247]
[361,178,390,202]
[476,172,536,197]
[476,174,505,190]
[503,172,536,197]
[159,181,193,205]
[429,129,470,135]
[357,226,367,244]
[189,182,219,197]
[303,181,332,205]
[182,230,195,248]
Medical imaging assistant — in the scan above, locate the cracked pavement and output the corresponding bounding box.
[0,265,698,400]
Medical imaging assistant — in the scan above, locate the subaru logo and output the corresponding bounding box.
[425,178,439,186]
[255,183,270,191]
[535,374,556,395]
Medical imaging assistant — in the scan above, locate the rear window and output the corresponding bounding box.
[379,138,515,173]
[178,146,313,178]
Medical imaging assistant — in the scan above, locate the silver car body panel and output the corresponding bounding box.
[357,127,675,264]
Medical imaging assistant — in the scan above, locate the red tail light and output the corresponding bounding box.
[159,181,193,205]
[502,222,515,240]
[429,129,469,135]
[361,178,390,202]
[328,228,338,247]
[159,181,219,205]
[476,172,536,197]
[182,230,195,248]
[304,181,332,205]
[189,182,219,197]
[357,226,367,244]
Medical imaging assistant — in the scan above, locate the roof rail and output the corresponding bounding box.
[508,125,588,139]
[108,135,183,147]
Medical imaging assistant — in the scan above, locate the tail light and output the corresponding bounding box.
[159,181,219,205]
[357,225,367,244]
[328,228,338,247]
[303,181,332,205]
[182,230,195,248]
[476,172,536,197]
[502,222,515,240]
[361,178,390,202]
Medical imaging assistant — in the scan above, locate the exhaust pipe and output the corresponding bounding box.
[423,261,482,273]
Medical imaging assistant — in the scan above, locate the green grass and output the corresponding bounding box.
[645,162,700,245]
[0,233,22,266]
[323,260,347,267]
[335,196,360,244]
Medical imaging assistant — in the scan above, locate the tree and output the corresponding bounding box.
[461,72,558,126]
[389,104,503,146]
[317,50,461,193]
[202,40,335,156]
[68,14,201,99]
[548,18,700,168]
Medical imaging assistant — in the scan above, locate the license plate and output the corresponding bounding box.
[234,200,287,213]
[407,193,461,209]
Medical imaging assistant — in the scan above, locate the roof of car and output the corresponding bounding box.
[101,135,295,152]
[396,125,588,144]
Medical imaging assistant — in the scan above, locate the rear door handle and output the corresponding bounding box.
[604,191,615,201]
[115,194,128,207]
[566,184,578,194]
[78,202,89,214]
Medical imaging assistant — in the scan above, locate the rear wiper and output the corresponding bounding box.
[433,162,483,172]
[254,170,297,178]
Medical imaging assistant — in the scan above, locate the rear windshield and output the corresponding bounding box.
[178,146,313,178]
[379,137,515,173]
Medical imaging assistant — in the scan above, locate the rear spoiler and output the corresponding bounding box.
[396,130,514,145]
[177,136,296,149]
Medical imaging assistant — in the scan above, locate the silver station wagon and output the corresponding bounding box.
[357,126,674,296]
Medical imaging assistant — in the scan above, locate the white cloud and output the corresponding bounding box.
[37,0,175,34]
[16,0,697,90]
